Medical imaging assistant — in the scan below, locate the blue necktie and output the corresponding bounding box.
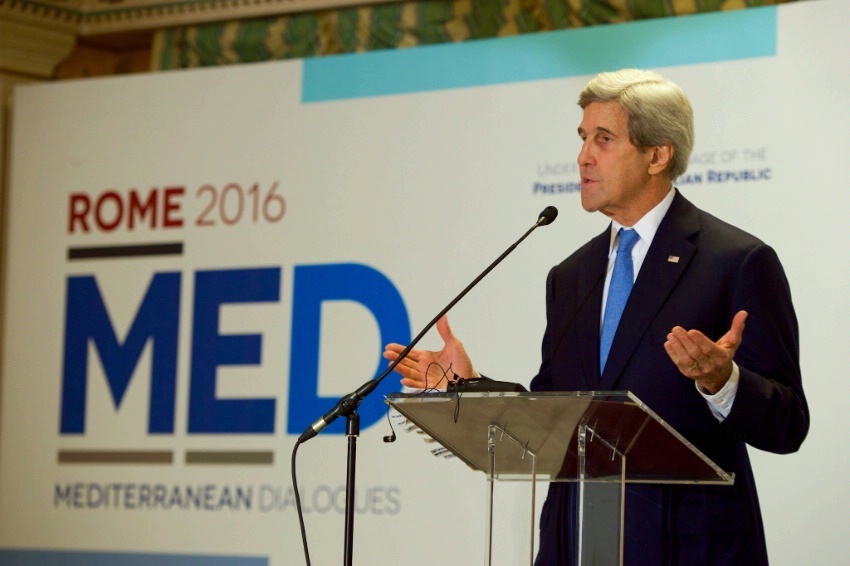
[600,228,640,372]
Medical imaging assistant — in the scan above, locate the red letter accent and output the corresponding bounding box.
[95,191,124,232]
[129,189,158,230]
[68,193,91,234]
[163,186,185,228]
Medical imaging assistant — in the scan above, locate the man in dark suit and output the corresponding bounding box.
[384,69,808,565]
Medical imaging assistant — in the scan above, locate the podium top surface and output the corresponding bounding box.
[386,391,734,485]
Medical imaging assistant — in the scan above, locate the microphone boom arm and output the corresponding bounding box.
[297,206,558,444]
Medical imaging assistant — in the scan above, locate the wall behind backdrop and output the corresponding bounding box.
[1,1,848,565]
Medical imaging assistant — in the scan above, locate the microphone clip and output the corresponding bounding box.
[446,376,527,393]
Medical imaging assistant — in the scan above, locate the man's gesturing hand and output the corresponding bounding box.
[383,315,475,390]
[664,310,748,395]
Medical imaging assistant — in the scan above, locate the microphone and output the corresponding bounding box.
[298,391,359,443]
[538,206,558,226]
[297,206,559,444]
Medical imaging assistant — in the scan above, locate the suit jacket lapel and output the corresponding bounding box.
[576,231,610,389]
[599,193,700,390]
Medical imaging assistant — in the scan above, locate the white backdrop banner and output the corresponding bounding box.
[1,1,848,564]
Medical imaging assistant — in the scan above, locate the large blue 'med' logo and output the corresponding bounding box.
[60,263,410,437]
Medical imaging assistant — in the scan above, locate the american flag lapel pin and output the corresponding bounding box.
[667,255,680,263]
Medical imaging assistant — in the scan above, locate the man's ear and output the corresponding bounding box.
[648,144,674,175]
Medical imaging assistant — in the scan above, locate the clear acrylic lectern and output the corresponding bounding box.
[386,391,734,566]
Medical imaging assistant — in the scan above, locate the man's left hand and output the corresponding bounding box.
[664,310,748,395]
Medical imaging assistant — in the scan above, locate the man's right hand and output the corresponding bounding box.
[382,315,475,390]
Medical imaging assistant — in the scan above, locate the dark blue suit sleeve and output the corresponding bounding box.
[722,244,809,454]
[530,269,556,392]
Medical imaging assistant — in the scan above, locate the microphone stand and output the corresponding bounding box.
[296,207,558,566]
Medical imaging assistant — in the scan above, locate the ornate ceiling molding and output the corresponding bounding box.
[0,0,400,35]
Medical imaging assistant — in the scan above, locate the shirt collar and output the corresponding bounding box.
[608,187,676,255]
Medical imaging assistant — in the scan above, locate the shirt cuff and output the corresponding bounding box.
[697,362,740,421]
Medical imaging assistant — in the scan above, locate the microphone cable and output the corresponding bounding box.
[291,440,311,566]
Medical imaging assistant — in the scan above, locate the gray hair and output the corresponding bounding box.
[578,69,694,180]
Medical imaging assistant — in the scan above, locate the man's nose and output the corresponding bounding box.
[577,140,593,166]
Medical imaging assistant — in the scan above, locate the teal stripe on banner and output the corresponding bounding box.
[0,549,267,565]
[302,6,776,102]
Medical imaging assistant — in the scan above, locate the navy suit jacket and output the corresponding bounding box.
[530,191,809,565]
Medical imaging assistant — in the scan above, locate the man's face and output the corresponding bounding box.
[577,101,655,225]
